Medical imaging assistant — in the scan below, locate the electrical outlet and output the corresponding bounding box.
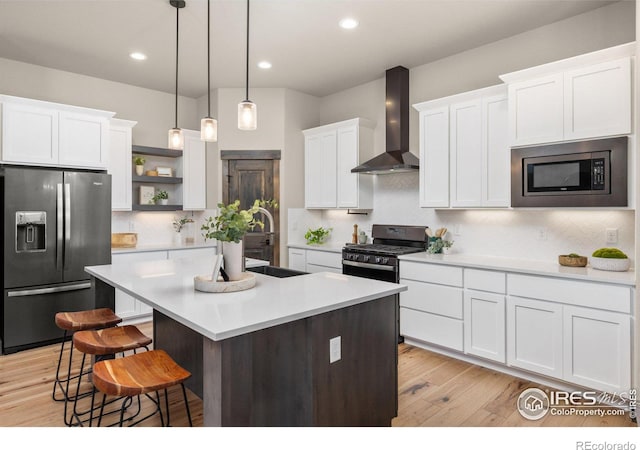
[453,224,461,236]
[329,336,341,363]
[291,221,298,231]
[605,228,618,245]
[128,221,135,232]
[536,227,547,241]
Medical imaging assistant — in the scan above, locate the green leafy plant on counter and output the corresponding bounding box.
[201,199,277,243]
[173,215,194,233]
[133,156,145,166]
[592,248,628,259]
[305,227,332,245]
[152,190,168,203]
[567,253,582,258]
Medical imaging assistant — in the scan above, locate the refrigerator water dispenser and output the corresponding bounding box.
[16,211,46,252]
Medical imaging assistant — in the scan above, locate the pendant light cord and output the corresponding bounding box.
[175,3,179,128]
[245,0,250,102]
[207,0,211,116]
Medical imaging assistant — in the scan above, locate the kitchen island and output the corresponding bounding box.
[85,256,406,426]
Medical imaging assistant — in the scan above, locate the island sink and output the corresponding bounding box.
[246,265,308,278]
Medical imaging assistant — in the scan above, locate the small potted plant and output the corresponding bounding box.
[133,156,145,176]
[304,227,332,245]
[442,240,454,255]
[590,248,630,272]
[152,190,168,205]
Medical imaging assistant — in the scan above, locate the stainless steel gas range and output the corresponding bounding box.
[342,224,428,342]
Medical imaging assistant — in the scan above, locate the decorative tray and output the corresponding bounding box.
[194,272,256,293]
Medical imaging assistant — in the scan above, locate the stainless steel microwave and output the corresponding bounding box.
[511,137,628,207]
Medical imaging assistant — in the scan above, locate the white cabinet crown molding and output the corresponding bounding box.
[499,41,635,84]
[302,117,375,135]
[0,94,115,119]
[413,84,507,112]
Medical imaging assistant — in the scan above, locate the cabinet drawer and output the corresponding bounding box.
[306,250,341,269]
[400,279,463,319]
[507,274,631,313]
[464,269,505,294]
[400,261,463,287]
[400,307,463,351]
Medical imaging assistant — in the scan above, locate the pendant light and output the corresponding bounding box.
[200,0,217,142]
[168,0,185,150]
[238,0,257,130]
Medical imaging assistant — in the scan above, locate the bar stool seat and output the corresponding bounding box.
[69,325,152,427]
[52,308,122,404]
[92,349,192,427]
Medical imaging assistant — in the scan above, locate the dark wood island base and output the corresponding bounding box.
[153,295,398,427]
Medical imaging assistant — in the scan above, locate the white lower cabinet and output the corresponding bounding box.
[506,296,563,379]
[399,259,633,393]
[286,247,341,274]
[562,306,631,393]
[464,290,505,363]
[288,248,307,272]
[112,251,167,322]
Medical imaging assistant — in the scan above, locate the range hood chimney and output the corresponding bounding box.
[351,66,419,174]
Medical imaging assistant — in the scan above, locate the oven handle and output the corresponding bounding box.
[342,260,396,272]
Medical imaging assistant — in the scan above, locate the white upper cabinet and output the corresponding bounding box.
[500,43,633,147]
[182,129,207,211]
[418,106,450,208]
[108,118,137,211]
[0,95,114,169]
[414,84,509,209]
[303,118,374,209]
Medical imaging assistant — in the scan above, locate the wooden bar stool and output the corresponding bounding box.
[92,349,193,427]
[68,325,152,427]
[52,308,122,406]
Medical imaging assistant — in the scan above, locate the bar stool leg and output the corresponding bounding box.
[181,384,193,427]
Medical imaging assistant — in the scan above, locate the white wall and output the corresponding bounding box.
[293,1,636,265]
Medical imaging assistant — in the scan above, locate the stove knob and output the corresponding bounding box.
[363,255,370,262]
[382,257,389,264]
[375,257,381,264]
[353,254,359,261]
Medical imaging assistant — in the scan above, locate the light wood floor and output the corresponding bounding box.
[0,321,634,427]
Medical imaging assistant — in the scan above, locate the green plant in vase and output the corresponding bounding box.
[152,190,168,205]
[304,227,332,245]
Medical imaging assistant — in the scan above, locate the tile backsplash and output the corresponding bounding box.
[112,209,218,247]
[288,172,635,266]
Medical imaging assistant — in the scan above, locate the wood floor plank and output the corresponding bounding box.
[0,327,634,427]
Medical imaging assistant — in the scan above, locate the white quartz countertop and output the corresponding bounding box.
[86,256,406,341]
[399,252,635,286]
[112,242,217,254]
[287,243,344,253]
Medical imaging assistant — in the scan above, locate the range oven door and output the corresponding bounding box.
[342,260,398,283]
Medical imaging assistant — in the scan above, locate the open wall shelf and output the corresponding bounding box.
[132,204,183,212]
[133,175,183,184]
[132,145,182,158]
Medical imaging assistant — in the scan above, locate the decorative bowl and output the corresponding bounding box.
[590,256,630,272]
[111,233,138,248]
[558,255,587,267]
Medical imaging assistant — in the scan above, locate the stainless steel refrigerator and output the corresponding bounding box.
[1,166,111,354]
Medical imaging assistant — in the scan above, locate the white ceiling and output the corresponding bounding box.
[0,0,619,98]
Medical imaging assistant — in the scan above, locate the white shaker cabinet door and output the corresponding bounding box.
[464,290,506,363]
[108,119,136,211]
[450,99,482,207]
[304,131,337,208]
[506,296,563,379]
[563,57,631,141]
[182,130,207,210]
[562,305,631,393]
[419,106,449,208]
[508,73,563,147]
[2,102,59,165]
[336,125,359,208]
[287,248,307,272]
[58,111,109,169]
[482,94,510,207]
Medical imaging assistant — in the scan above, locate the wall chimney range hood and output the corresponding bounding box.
[351,66,419,174]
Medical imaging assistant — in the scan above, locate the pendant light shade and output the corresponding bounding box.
[201,0,218,142]
[168,0,185,150]
[238,0,257,130]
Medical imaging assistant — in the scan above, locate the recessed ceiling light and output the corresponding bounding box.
[129,52,147,61]
[257,61,272,69]
[339,17,359,30]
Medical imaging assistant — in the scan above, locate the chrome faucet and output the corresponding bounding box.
[257,207,275,246]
